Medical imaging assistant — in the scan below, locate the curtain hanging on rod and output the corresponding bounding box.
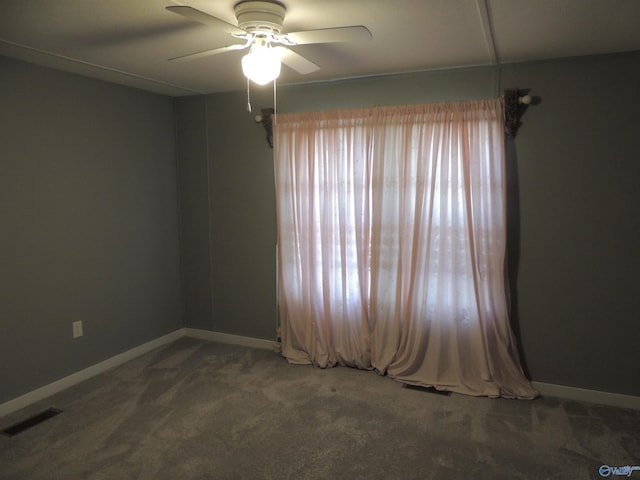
[273,98,538,399]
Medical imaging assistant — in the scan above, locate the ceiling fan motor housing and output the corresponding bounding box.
[234,0,286,35]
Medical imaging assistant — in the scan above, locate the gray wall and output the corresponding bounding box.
[175,97,212,330]
[0,57,182,403]
[176,51,640,396]
[501,54,640,396]
[1,50,637,403]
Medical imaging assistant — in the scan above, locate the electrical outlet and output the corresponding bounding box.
[72,320,83,338]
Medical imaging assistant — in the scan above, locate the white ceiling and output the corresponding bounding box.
[1,0,639,97]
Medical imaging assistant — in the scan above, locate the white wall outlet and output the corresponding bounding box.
[72,320,83,338]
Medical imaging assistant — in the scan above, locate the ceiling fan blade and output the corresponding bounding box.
[284,26,372,45]
[275,47,320,75]
[166,5,245,35]
[169,43,248,62]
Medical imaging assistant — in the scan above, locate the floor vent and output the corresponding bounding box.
[403,384,452,396]
[2,408,63,437]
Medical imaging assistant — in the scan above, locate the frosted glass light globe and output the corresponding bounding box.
[242,44,281,85]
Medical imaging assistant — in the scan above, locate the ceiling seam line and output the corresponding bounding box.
[474,0,498,66]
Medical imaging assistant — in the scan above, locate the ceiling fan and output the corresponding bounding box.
[166,0,372,85]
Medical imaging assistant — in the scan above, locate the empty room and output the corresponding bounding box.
[1,1,639,479]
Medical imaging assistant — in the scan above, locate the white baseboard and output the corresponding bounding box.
[532,382,640,410]
[0,329,184,419]
[0,328,277,419]
[183,328,277,351]
[3,330,637,419]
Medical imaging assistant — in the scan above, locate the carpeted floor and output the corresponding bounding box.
[1,337,638,480]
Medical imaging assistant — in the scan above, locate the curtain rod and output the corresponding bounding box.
[256,89,536,147]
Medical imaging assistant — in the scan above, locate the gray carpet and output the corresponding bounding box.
[1,337,638,480]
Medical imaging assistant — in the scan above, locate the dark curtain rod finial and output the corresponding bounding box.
[504,89,535,139]
[255,107,275,148]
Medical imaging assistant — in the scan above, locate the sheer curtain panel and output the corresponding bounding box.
[274,99,538,399]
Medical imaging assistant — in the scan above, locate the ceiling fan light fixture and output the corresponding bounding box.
[242,43,281,85]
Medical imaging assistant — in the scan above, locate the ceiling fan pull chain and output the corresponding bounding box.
[246,77,252,113]
[273,77,277,117]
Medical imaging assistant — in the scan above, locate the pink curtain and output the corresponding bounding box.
[274,99,538,399]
